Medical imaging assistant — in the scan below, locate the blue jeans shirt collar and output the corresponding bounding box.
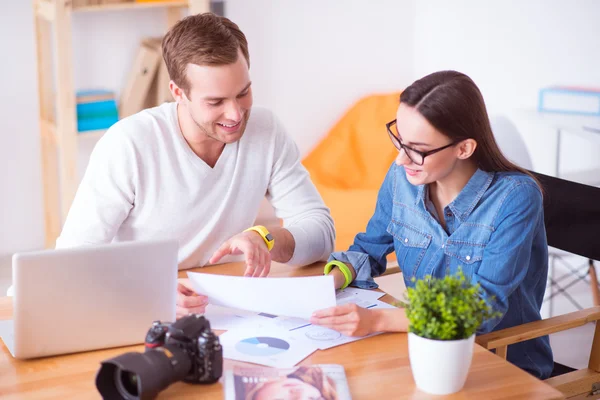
[416,168,494,224]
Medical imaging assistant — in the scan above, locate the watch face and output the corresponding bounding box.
[265,233,273,241]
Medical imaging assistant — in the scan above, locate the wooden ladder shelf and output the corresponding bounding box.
[33,0,210,247]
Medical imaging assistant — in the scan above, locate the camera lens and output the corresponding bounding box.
[96,345,191,399]
[116,369,139,398]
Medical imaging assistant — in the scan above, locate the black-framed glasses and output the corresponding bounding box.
[386,119,457,166]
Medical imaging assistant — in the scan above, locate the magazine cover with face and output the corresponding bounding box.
[224,364,352,400]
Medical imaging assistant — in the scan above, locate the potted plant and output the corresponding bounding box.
[399,271,500,395]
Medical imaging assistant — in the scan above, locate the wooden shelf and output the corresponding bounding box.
[78,129,107,140]
[34,0,209,247]
[74,1,188,13]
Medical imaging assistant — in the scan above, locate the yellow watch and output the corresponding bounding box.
[244,225,275,251]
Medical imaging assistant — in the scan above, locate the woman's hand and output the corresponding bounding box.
[310,303,379,337]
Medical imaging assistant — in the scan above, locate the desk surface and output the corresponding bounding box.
[0,262,563,399]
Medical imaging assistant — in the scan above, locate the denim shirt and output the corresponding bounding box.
[329,165,553,379]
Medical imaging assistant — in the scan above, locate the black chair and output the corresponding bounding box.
[536,172,600,315]
[477,172,600,399]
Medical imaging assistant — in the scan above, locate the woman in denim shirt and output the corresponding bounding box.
[311,71,553,379]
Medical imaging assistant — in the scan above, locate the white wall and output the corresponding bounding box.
[413,0,600,176]
[0,2,44,255]
[227,0,415,155]
[1,0,598,256]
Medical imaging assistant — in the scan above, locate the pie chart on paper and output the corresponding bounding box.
[220,327,318,367]
[235,336,291,357]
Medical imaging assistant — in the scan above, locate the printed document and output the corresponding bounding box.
[187,272,336,319]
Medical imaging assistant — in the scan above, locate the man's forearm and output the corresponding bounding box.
[268,227,295,263]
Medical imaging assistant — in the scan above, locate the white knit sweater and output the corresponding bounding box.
[56,103,335,269]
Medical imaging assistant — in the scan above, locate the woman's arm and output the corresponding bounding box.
[328,265,356,289]
[311,304,409,336]
[326,164,397,289]
[473,180,545,332]
[312,165,402,335]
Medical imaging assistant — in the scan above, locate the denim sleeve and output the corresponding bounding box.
[329,164,396,289]
[475,182,544,333]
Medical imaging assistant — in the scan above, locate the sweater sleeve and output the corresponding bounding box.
[55,126,138,248]
[266,115,335,266]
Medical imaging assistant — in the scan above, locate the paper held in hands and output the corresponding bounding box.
[186,272,336,319]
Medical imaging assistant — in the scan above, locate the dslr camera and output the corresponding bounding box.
[95,314,223,400]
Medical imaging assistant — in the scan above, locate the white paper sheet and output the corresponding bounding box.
[203,305,269,331]
[203,287,392,333]
[187,272,336,319]
[203,305,312,331]
[218,326,318,368]
[336,287,385,304]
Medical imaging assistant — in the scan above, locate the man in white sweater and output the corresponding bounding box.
[56,13,335,318]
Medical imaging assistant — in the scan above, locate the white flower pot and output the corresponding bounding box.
[408,332,475,395]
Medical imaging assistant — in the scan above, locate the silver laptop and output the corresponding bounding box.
[0,239,178,359]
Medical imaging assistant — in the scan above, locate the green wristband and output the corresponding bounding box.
[324,260,352,289]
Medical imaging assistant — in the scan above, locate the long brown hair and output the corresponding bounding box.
[399,70,539,185]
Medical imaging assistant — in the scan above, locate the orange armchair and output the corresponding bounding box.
[303,92,401,251]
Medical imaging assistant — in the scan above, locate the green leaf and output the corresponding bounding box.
[394,268,502,340]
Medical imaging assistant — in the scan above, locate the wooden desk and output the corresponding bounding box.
[0,262,563,399]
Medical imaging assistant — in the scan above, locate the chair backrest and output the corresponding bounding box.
[490,115,533,170]
[303,92,401,190]
[532,171,600,261]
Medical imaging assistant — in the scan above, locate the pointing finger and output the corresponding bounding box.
[209,242,232,264]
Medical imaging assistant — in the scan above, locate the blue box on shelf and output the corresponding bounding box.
[538,86,600,117]
[76,89,119,132]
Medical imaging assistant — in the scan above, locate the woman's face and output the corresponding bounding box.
[254,377,323,400]
[393,103,460,186]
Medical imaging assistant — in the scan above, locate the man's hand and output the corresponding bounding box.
[310,303,379,337]
[209,230,271,277]
[176,278,209,319]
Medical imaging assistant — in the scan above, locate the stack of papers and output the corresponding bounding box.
[187,272,397,368]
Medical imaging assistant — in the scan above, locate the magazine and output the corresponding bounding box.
[224,364,352,400]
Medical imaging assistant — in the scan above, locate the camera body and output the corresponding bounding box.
[145,314,223,384]
[96,314,223,399]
